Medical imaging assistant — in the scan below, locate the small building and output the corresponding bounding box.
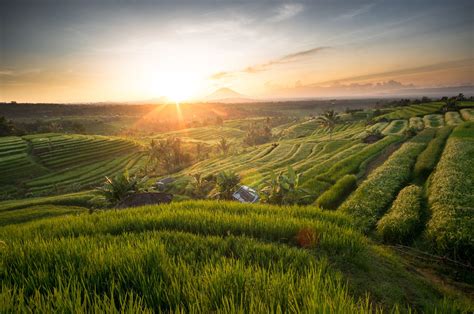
[232,185,259,203]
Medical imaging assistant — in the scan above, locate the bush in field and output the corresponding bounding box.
[97,171,147,206]
[413,127,452,181]
[340,130,434,232]
[211,171,240,200]
[261,166,310,205]
[426,123,474,262]
[376,185,423,244]
[315,175,357,210]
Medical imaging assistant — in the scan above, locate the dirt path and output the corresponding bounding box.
[358,141,403,183]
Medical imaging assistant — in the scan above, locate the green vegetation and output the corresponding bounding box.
[376,185,423,244]
[261,166,309,205]
[460,108,474,121]
[377,102,444,120]
[315,110,341,139]
[315,174,357,210]
[97,171,148,205]
[1,102,473,311]
[381,120,408,135]
[445,111,463,125]
[340,129,435,232]
[318,135,401,183]
[1,201,470,312]
[0,205,86,227]
[413,126,452,181]
[423,114,444,128]
[426,122,474,263]
[0,134,143,197]
[211,171,240,200]
[409,117,424,130]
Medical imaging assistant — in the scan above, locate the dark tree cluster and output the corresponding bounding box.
[147,137,191,173]
[243,119,272,146]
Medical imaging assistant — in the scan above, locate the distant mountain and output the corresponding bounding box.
[203,88,254,103]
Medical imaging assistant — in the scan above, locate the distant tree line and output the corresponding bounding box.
[0,116,86,136]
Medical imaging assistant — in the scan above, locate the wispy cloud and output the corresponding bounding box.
[313,58,474,86]
[336,3,375,20]
[0,70,14,76]
[269,3,304,22]
[211,46,330,80]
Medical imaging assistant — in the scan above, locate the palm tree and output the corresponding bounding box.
[146,137,188,173]
[188,173,213,199]
[216,137,230,156]
[211,171,240,200]
[146,140,160,171]
[315,110,341,139]
[97,170,148,206]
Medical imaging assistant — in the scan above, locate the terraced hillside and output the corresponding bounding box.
[183,122,400,200]
[377,102,444,120]
[1,104,473,312]
[152,126,246,144]
[181,110,469,201]
[0,134,144,197]
[1,200,471,312]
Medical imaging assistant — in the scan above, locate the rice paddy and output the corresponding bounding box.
[0,134,143,197]
[1,104,473,312]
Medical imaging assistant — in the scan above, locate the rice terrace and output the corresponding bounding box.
[1,0,473,313]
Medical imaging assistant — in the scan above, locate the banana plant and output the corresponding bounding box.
[261,166,310,205]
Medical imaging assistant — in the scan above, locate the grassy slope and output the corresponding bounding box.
[1,201,471,312]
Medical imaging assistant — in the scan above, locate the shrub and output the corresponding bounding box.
[315,175,357,210]
[413,127,452,181]
[340,129,434,232]
[376,185,423,244]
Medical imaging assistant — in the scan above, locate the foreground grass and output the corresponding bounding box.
[1,201,471,312]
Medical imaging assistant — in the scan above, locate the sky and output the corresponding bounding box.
[0,0,473,102]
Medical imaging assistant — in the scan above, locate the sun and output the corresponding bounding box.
[147,70,198,103]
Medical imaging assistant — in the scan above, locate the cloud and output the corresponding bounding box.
[211,46,330,80]
[269,3,304,22]
[269,78,474,99]
[0,70,14,76]
[314,58,474,86]
[269,79,421,98]
[337,3,375,20]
